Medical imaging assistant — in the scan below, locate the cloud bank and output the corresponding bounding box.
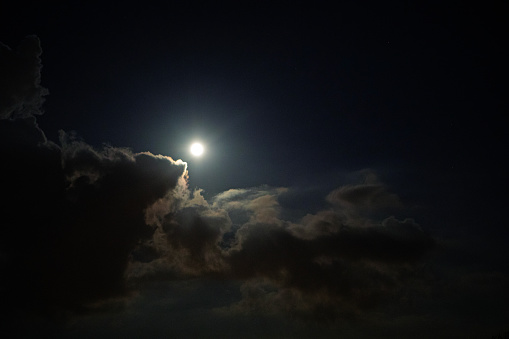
[0,37,435,329]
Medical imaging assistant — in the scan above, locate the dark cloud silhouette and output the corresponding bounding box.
[126,182,434,320]
[159,204,230,275]
[0,38,436,331]
[0,36,48,119]
[221,191,433,319]
[1,119,187,320]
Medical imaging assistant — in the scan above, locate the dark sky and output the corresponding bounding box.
[1,1,507,338]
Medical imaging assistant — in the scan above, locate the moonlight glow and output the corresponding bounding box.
[190,142,204,156]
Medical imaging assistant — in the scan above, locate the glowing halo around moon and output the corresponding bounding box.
[190,142,204,156]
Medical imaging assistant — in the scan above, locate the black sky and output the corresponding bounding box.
[1,1,507,338]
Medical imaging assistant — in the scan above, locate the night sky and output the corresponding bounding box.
[1,1,507,338]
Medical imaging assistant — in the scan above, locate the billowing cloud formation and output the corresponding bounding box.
[0,121,187,316]
[127,182,434,320]
[0,38,435,326]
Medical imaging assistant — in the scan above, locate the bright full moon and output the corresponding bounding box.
[190,142,204,156]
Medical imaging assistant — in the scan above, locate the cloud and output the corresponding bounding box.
[0,36,48,119]
[126,181,434,321]
[0,38,436,328]
[2,121,433,320]
[158,204,231,275]
[223,214,433,319]
[325,171,403,224]
[1,122,187,319]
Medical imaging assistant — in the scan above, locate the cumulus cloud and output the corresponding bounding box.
[0,38,436,326]
[126,180,434,321]
[1,120,187,318]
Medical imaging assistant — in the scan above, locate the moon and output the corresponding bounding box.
[190,142,204,156]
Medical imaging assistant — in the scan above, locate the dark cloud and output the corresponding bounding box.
[159,205,230,275]
[0,36,48,119]
[223,208,433,319]
[1,119,187,324]
[325,171,403,222]
[1,38,437,332]
[128,183,434,321]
